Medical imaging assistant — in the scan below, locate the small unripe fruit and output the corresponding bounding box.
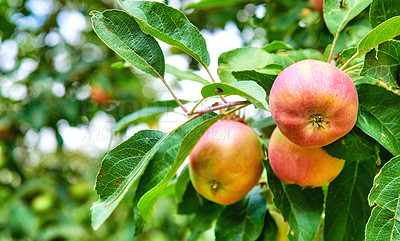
[189,120,264,205]
[268,127,345,187]
[269,59,358,148]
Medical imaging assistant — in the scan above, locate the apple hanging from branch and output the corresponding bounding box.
[269,59,358,148]
[189,120,264,205]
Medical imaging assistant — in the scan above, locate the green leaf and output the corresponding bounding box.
[255,211,278,241]
[185,0,252,10]
[323,128,380,241]
[232,64,283,96]
[356,84,400,156]
[271,49,323,68]
[217,47,274,83]
[322,44,332,62]
[263,40,294,53]
[366,155,400,241]
[175,168,204,215]
[189,202,225,241]
[215,186,267,241]
[369,0,400,28]
[323,0,372,36]
[201,81,269,110]
[166,64,209,85]
[357,16,400,55]
[361,40,400,89]
[133,111,237,235]
[90,129,165,230]
[265,161,324,241]
[90,10,165,78]
[119,0,210,68]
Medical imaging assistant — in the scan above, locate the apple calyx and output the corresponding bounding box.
[210,180,220,191]
[310,114,329,129]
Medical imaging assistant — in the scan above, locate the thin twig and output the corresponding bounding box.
[189,101,251,115]
[327,33,339,63]
[158,75,188,113]
[189,97,206,114]
[340,51,360,71]
[343,62,363,73]
[220,96,228,103]
[203,65,216,83]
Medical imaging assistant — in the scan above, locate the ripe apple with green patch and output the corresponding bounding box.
[189,120,264,205]
[268,127,345,187]
[269,59,358,148]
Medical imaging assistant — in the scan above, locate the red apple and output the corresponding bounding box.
[189,120,264,205]
[269,59,358,148]
[268,127,345,187]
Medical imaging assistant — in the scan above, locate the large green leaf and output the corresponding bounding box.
[201,81,269,110]
[369,0,400,28]
[217,47,274,83]
[323,128,380,241]
[356,84,400,156]
[232,64,283,97]
[215,186,267,241]
[119,0,210,68]
[91,129,165,229]
[90,10,165,78]
[366,155,400,241]
[357,16,400,55]
[265,162,324,241]
[133,111,238,235]
[323,0,372,36]
[361,40,400,89]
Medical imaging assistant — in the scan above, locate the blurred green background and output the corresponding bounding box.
[0,0,348,240]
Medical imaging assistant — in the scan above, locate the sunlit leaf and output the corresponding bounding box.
[323,0,372,36]
[201,81,269,110]
[119,0,210,68]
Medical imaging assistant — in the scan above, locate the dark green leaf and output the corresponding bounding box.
[91,130,165,230]
[166,64,209,85]
[323,0,372,36]
[263,40,294,53]
[232,64,283,96]
[366,155,400,241]
[215,186,267,241]
[217,47,274,83]
[336,47,365,69]
[265,162,323,241]
[369,0,400,28]
[361,40,400,89]
[201,81,269,110]
[119,0,210,67]
[188,201,225,241]
[175,168,204,215]
[90,10,165,78]
[323,128,380,241]
[133,111,237,235]
[356,84,400,156]
[255,211,278,241]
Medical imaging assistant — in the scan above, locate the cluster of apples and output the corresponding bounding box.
[188,59,358,205]
[268,60,358,186]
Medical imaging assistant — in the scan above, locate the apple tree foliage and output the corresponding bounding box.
[90,0,400,240]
